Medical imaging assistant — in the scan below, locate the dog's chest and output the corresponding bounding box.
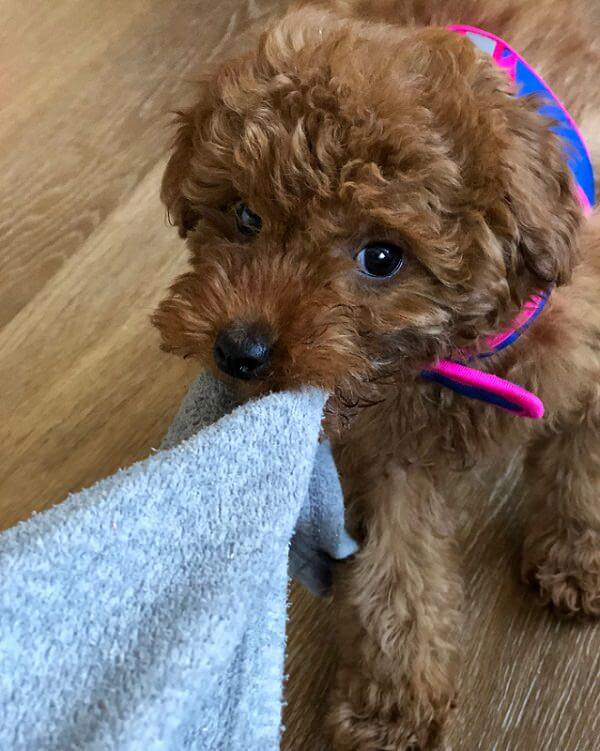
[335,379,531,476]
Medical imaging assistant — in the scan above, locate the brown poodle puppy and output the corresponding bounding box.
[153,1,600,747]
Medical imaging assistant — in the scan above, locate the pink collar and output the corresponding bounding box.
[420,26,595,419]
[421,291,550,419]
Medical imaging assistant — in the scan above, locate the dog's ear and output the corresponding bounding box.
[161,109,200,239]
[500,100,582,289]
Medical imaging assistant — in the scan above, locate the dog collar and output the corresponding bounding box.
[420,26,595,419]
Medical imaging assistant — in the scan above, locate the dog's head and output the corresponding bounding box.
[153,6,582,396]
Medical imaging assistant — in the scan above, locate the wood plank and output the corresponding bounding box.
[0,0,283,521]
[0,0,278,328]
[0,161,195,528]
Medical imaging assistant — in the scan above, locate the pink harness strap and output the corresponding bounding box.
[422,360,545,419]
[420,26,595,419]
[422,292,549,419]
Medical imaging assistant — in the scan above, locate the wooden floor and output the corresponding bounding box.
[0,2,598,749]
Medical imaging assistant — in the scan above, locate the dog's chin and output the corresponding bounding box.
[205,361,310,399]
[211,372,327,399]
[206,359,365,401]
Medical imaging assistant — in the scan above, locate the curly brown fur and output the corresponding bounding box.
[153,1,600,747]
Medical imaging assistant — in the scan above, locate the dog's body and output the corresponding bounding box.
[153,1,600,747]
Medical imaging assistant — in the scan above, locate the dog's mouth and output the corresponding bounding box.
[208,317,422,399]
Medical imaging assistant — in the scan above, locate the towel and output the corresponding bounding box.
[163,373,358,596]
[0,371,357,751]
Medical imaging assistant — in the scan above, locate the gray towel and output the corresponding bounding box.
[164,373,358,597]
[0,372,357,751]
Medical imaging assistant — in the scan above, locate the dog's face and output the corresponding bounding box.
[153,7,581,396]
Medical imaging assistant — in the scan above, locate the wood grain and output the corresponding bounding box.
[0,0,283,525]
[0,2,598,750]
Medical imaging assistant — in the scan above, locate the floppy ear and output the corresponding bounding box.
[161,109,200,238]
[501,100,583,288]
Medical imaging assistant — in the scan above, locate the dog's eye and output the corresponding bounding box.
[356,242,404,278]
[235,203,262,237]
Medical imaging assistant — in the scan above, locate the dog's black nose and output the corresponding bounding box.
[213,323,272,380]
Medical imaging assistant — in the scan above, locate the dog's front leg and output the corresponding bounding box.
[328,464,462,751]
[522,389,600,618]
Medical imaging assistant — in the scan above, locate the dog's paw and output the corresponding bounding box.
[328,687,452,751]
[522,528,600,618]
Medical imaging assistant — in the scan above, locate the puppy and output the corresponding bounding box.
[153,1,600,747]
